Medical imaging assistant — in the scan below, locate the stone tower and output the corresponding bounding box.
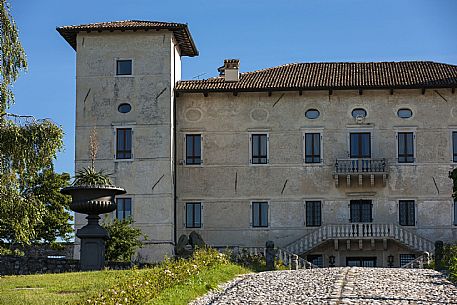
[58,21,198,261]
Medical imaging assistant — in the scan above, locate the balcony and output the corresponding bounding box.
[334,158,387,187]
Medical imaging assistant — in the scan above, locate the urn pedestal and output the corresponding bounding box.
[61,186,126,271]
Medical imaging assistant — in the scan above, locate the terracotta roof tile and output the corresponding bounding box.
[176,61,457,92]
[57,20,198,56]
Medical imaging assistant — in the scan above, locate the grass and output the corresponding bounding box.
[0,268,142,305]
[151,264,249,305]
[0,249,251,305]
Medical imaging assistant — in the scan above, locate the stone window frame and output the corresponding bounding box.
[183,133,203,166]
[398,199,417,227]
[185,201,203,229]
[395,127,417,165]
[249,132,270,166]
[302,128,324,166]
[113,124,134,161]
[115,197,133,220]
[250,200,270,228]
[114,58,134,77]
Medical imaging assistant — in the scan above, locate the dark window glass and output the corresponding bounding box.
[350,200,372,223]
[252,202,268,227]
[351,108,367,118]
[116,128,132,159]
[305,109,320,119]
[186,134,201,165]
[307,255,323,267]
[116,59,132,75]
[305,133,321,163]
[186,202,201,228]
[306,201,322,227]
[116,198,132,220]
[251,134,268,164]
[454,200,457,226]
[453,132,457,163]
[399,200,415,226]
[398,132,414,163]
[118,103,132,113]
[400,254,416,267]
[397,108,413,119]
[350,133,371,158]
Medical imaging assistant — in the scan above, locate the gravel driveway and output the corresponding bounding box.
[190,267,457,305]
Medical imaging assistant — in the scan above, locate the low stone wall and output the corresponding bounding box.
[0,256,136,275]
[0,255,80,275]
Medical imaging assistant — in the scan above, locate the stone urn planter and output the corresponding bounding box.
[61,185,126,271]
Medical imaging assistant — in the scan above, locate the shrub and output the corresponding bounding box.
[229,248,289,272]
[103,218,145,262]
[83,248,229,305]
[442,243,457,283]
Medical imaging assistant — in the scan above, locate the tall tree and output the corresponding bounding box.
[0,0,72,251]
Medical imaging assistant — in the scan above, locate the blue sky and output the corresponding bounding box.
[8,0,457,175]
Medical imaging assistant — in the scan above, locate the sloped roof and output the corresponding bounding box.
[57,20,198,56]
[176,61,457,93]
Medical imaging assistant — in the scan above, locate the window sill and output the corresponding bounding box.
[115,75,134,78]
[115,158,134,162]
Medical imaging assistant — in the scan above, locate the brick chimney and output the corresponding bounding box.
[218,59,240,82]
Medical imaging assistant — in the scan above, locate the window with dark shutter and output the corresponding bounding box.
[116,128,132,159]
[350,133,371,158]
[454,199,457,226]
[116,198,132,220]
[252,202,268,227]
[305,133,321,163]
[186,202,202,228]
[116,59,132,75]
[398,132,414,163]
[399,200,415,226]
[306,201,322,226]
[453,132,457,163]
[251,134,268,164]
[186,134,202,165]
[350,200,372,223]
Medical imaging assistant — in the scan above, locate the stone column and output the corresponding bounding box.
[265,241,276,271]
[76,215,109,271]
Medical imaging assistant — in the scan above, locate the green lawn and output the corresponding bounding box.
[0,268,140,305]
[0,262,249,305]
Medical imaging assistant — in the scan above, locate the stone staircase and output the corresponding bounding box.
[283,223,435,255]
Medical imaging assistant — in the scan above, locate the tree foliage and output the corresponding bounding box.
[0,1,71,250]
[0,0,27,114]
[103,218,145,262]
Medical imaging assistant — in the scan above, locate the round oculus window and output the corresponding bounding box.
[118,103,132,113]
[397,108,413,119]
[305,109,320,119]
[351,108,367,118]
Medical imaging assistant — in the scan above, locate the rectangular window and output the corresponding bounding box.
[453,132,457,162]
[305,133,321,163]
[186,134,202,165]
[116,128,132,159]
[116,198,132,220]
[399,200,415,226]
[116,59,132,75]
[454,199,457,226]
[350,200,372,223]
[350,133,371,158]
[251,134,268,164]
[307,255,323,268]
[252,202,268,227]
[398,132,414,163]
[400,254,416,267]
[306,201,322,227]
[186,202,202,228]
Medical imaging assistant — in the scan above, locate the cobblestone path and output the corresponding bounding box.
[190,267,457,305]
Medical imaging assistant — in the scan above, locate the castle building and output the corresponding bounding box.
[58,20,457,267]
